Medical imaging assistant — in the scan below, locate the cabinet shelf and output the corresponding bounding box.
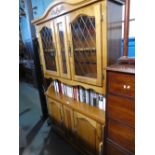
[45,86,105,124]
[44,76,105,94]
[74,48,96,51]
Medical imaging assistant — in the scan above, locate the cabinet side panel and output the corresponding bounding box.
[107,1,123,65]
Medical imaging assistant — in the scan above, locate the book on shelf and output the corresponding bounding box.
[85,89,90,104]
[98,94,106,110]
[52,80,106,110]
[90,90,94,106]
[79,86,84,103]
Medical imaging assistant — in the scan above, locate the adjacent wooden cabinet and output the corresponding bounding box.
[105,64,135,155]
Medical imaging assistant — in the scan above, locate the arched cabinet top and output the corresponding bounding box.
[31,0,102,25]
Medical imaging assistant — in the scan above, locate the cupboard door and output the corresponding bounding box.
[37,21,60,77]
[54,16,71,79]
[63,106,74,138]
[74,112,97,155]
[48,99,64,128]
[66,4,102,86]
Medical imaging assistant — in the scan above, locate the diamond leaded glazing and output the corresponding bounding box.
[40,27,57,71]
[71,15,97,78]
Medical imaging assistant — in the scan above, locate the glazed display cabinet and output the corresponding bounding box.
[32,0,124,154]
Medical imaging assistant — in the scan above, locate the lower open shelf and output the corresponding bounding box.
[46,85,105,125]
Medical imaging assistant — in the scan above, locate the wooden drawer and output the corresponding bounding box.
[108,72,135,98]
[107,119,135,153]
[107,95,135,127]
[106,141,130,155]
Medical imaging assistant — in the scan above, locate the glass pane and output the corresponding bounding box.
[71,15,97,78]
[58,23,67,74]
[40,27,57,71]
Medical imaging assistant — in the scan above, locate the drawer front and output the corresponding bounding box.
[107,95,135,127]
[106,141,130,155]
[107,119,135,153]
[108,72,135,98]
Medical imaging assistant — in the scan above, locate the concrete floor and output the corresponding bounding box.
[19,82,42,135]
[19,82,81,155]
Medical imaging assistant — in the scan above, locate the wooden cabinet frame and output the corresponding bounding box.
[32,0,124,154]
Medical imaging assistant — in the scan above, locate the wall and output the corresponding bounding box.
[19,0,52,43]
[31,0,52,19]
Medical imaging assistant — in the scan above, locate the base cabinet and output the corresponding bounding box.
[47,98,104,155]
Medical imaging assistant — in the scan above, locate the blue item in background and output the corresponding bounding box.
[121,38,135,57]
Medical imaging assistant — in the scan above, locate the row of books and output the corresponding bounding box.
[52,80,106,110]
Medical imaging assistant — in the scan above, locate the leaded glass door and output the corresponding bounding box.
[54,16,71,79]
[67,4,102,86]
[38,21,60,77]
